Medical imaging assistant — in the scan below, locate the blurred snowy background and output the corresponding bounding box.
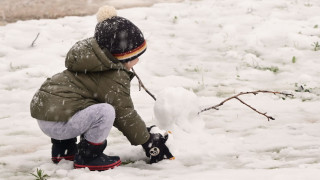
[0,0,320,179]
[0,0,183,25]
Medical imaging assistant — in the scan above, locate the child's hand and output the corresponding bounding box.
[142,126,175,164]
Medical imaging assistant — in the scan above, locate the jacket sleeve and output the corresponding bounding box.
[96,71,150,145]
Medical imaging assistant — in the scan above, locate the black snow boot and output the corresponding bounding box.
[74,138,121,171]
[51,138,77,164]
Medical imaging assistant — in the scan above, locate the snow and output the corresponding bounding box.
[0,0,320,179]
[154,87,202,132]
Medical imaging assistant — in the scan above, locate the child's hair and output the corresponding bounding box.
[94,6,147,63]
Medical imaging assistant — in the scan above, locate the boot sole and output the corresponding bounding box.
[74,160,122,171]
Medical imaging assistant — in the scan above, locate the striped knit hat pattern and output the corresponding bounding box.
[94,6,147,63]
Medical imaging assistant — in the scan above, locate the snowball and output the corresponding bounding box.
[96,5,117,23]
[154,87,203,132]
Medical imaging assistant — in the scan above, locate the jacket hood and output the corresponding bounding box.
[65,37,126,72]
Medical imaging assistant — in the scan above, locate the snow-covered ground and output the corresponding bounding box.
[1,0,320,179]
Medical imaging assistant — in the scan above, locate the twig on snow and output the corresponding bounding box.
[198,90,294,121]
[30,32,40,47]
[132,68,157,101]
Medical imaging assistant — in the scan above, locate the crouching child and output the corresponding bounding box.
[30,5,174,171]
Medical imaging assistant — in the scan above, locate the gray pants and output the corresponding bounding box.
[37,103,115,143]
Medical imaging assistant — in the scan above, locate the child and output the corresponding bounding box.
[30,6,173,171]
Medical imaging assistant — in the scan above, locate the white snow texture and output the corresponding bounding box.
[0,0,320,179]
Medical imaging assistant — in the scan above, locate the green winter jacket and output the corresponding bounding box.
[30,37,150,145]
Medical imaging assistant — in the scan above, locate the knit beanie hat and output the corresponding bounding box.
[94,6,147,63]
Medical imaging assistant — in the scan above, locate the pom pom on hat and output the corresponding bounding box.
[96,5,117,23]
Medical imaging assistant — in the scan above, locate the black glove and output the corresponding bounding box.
[142,125,174,164]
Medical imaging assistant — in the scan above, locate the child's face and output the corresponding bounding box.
[124,58,139,70]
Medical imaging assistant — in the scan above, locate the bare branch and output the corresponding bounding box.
[198,90,293,121]
[30,32,40,47]
[132,68,157,101]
